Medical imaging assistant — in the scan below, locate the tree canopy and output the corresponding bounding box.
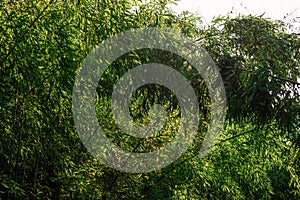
[0,0,299,199]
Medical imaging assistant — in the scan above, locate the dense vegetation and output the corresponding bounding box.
[0,0,299,199]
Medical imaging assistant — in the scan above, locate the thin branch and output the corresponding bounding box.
[268,73,300,85]
[235,67,300,85]
[194,33,220,42]
[219,128,257,144]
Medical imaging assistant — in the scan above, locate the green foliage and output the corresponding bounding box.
[202,15,300,131]
[0,0,299,199]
